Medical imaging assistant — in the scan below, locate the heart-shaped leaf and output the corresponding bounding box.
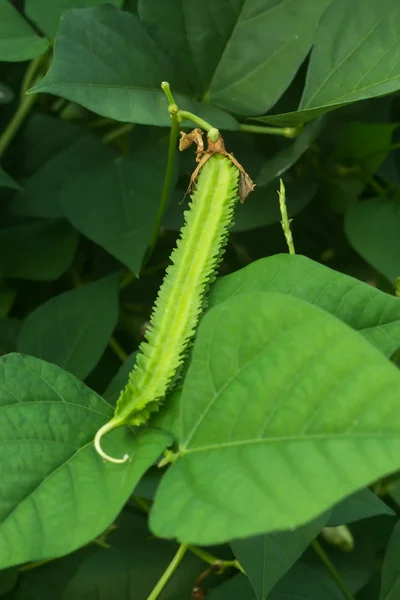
[231,512,329,600]
[209,254,400,357]
[150,292,400,544]
[0,353,170,569]
[256,0,400,126]
[30,5,238,129]
[61,150,166,275]
[17,274,120,380]
[138,0,332,116]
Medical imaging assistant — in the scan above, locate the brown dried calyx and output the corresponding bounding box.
[179,129,255,203]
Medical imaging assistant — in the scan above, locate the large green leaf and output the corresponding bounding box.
[231,513,329,600]
[30,5,238,129]
[25,0,123,38]
[0,0,49,62]
[61,150,165,275]
[345,197,400,287]
[209,254,400,357]
[256,0,400,126]
[138,0,333,116]
[150,292,400,544]
[0,220,78,281]
[380,520,400,599]
[0,353,171,569]
[11,133,115,219]
[17,274,120,380]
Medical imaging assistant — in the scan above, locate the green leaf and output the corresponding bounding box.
[138,0,333,116]
[0,166,20,190]
[328,488,394,526]
[0,0,49,61]
[17,274,120,380]
[379,520,400,599]
[150,292,400,544]
[0,220,78,281]
[345,197,400,287]
[256,119,324,187]
[0,353,171,569]
[25,0,123,38]
[255,0,400,126]
[63,512,204,600]
[30,5,238,129]
[61,151,165,275]
[103,352,137,405]
[231,513,329,600]
[11,133,115,219]
[209,254,400,357]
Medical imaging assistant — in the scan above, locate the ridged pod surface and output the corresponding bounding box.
[95,153,240,461]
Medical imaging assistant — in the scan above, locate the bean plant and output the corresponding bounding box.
[0,1,400,599]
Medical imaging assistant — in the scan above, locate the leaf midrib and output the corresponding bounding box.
[180,431,400,456]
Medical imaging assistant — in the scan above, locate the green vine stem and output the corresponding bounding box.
[240,123,302,138]
[188,546,244,573]
[312,539,356,600]
[145,82,181,260]
[0,56,44,159]
[146,544,188,600]
[178,110,219,141]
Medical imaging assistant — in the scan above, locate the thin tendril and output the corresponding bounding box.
[94,420,129,464]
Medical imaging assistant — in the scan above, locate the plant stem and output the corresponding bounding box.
[178,110,215,133]
[240,123,301,138]
[143,83,181,265]
[188,546,244,573]
[109,337,129,362]
[312,540,356,600]
[150,114,179,251]
[102,123,134,144]
[278,179,295,254]
[0,56,45,158]
[146,544,188,600]
[20,56,43,98]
